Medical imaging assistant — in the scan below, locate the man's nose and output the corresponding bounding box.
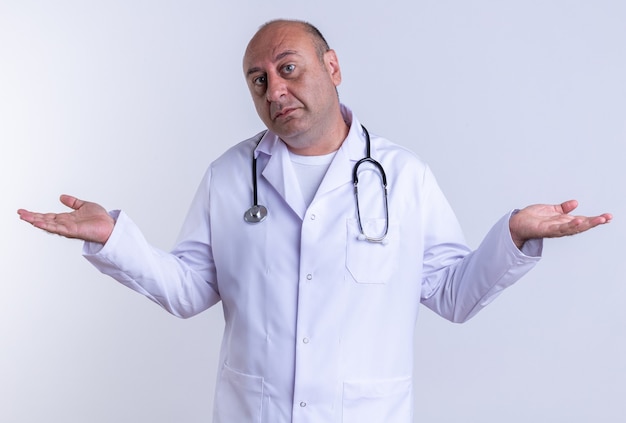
[265,75,287,102]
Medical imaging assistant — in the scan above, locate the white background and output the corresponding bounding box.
[2,1,624,422]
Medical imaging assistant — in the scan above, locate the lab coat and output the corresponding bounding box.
[84,105,542,423]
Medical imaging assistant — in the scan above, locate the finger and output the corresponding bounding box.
[567,217,587,235]
[18,210,52,229]
[18,210,52,225]
[562,215,610,236]
[33,219,71,236]
[559,199,579,215]
[600,212,613,223]
[28,212,58,227]
[59,194,83,210]
[18,210,57,231]
[587,214,613,227]
[17,209,36,223]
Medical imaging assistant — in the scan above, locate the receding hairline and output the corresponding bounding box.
[251,19,331,61]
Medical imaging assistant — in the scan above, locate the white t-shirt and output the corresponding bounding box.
[289,150,336,207]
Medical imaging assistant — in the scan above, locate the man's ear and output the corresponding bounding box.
[324,49,342,86]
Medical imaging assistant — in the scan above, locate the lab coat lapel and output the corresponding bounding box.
[315,123,366,198]
[314,147,353,198]
[255,115,366,216]
[258,135,307,219]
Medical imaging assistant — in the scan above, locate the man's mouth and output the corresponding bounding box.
[273,107,296,121]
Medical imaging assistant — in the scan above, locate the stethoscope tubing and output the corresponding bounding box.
[244,125,389,243]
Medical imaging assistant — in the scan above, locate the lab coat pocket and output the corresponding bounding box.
[346,218,399,284]
[214,362,264,423]
[342,376,412,423]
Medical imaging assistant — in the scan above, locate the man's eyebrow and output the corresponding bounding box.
[246,67,262,77]
[275,50,298,61]
[246,50,299,77]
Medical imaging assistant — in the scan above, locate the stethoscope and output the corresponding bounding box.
[244,125,389,243]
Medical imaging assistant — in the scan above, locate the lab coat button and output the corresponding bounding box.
[306,274,312,280]
[300,401,307,407]
[302,337,309,344]
[310,214,316,220]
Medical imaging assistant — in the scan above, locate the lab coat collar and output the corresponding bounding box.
[254,104,368,219]
[315,106,368,198]
[253,104,366,160]
[338,103,371,162]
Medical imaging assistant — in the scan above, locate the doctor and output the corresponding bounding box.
[18,19,611,423]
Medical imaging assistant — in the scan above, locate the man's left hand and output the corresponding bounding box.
[509,199,612,249]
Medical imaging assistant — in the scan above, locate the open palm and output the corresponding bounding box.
[509,200,612,249]
[18,194,115,244]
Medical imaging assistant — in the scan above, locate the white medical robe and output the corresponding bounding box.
[84,105,542,422]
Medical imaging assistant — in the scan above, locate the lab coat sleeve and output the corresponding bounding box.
[82,169,220,318]
[419,167,542,323]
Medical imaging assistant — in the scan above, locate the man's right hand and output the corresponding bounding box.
[18,194,115,244]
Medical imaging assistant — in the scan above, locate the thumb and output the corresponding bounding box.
[59,194,84,210]
[560,199,579,215]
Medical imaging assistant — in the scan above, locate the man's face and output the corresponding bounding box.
[243,22,342,150]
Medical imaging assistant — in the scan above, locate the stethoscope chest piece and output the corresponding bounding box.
[244,204,268,223]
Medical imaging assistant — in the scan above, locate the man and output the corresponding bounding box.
[18,20,611,423]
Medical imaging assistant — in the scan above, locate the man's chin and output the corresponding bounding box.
[271,121,306,140]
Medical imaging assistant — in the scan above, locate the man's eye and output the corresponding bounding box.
[282,64,295,74]
[253,75,266,86]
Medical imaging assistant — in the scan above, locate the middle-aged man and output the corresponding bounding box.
[18,19,612,423]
